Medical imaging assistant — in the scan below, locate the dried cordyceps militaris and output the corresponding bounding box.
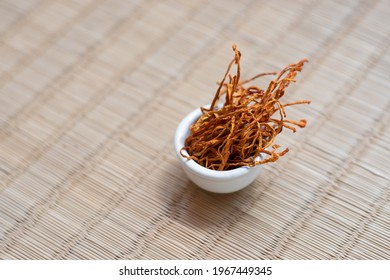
[181,44,310,171]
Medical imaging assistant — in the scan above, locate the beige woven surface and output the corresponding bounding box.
[0,0,389,260]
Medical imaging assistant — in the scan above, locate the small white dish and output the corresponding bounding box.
[174,106,264,193]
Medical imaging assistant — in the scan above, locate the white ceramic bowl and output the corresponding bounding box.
[174,106,264,193]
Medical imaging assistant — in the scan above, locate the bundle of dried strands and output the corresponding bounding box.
[181,44,310,171]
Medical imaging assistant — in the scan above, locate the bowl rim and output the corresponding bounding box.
[174,105,262,180]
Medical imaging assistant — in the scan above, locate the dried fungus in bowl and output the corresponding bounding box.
[181,44,310,171]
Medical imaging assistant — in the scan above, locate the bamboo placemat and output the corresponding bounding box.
[0,0,389,259]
